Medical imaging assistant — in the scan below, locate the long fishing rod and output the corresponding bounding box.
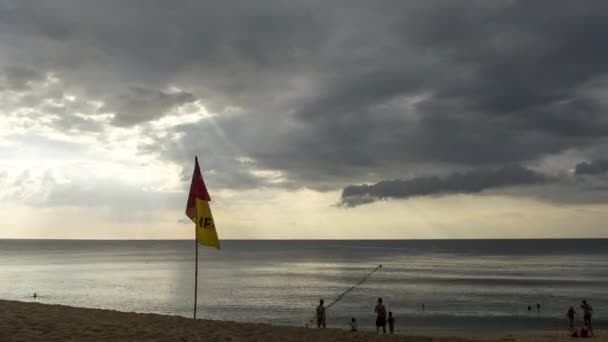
[306,264,383,326]
[326,264,382,309]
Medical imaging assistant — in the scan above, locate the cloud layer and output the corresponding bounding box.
[2,0,608,212]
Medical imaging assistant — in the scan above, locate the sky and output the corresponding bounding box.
[2,1,608,239]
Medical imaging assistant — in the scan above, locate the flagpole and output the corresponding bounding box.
[187,155,219,320]
[194,227,198,319]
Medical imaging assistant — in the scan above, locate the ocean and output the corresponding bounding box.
[0,239,605,332]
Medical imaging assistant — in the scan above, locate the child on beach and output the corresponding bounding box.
[566,306,576,331]
[348,317,358,332]
[388,311,395,334]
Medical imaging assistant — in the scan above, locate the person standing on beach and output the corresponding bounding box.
[316,299,326,328]
[374,298,387,334]
[536,303,541,313]
[348,317,358,332]
[566,306,576,331]
[580,300,593,336]
[387,311,395,335]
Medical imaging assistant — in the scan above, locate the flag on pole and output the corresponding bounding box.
[186,156,220,249]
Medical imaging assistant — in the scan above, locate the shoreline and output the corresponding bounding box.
[0,300,602,341]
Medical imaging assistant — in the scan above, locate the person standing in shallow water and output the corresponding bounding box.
[387,311,395,335]
[374,298,387,334]
[566,306,576,331]
[580,300,593,336]
[316,299,326,328]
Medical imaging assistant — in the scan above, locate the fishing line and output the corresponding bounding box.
[306,264,383,326]
[326,264,382,309]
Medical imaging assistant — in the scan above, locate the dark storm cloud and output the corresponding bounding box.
[340,165,549,207]
[3,0,608,195]
[210,1,608,187]
[575,160,608,176]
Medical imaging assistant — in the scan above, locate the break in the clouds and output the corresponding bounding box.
[2,1,608,238]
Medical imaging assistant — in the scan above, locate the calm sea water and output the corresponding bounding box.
[0,239,606,332]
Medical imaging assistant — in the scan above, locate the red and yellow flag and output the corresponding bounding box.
[185,156,220,249]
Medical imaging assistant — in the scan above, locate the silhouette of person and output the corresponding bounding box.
[374,298,387,334]
[566,306,576,331]
[388,311,395,335]
[580,300,593,336]
[348,317,358,332]
[316,299,326,328]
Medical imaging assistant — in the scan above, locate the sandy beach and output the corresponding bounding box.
[0,300,601,342]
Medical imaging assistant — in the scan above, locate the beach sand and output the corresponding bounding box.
[0,300,602,342]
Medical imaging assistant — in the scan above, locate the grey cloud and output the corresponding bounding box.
[575,160,608,176]
[1,66,45,90]
[0,69,108,133]
[341,165,549,207]
[107,86,196,126]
